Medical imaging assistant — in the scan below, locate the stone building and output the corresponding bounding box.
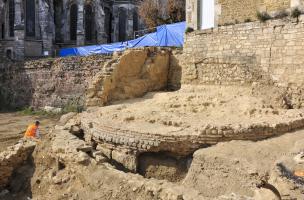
[187,0,304,30]
[0,0,143,60]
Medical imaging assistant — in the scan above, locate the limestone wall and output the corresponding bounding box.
[186,0,304,29]
[183,17,304,108]
[217,0,291,25]
[0,48,171,110]
[0,55,111,109]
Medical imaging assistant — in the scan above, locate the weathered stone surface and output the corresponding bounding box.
[112,149,137,172]
[183,17,304,108]
[186,0,303,29]
[0,140,36,189]
[86,48,170,107]
[0,55,111,109]
[0,48,171,109]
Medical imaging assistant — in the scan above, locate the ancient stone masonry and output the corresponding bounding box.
[0,55,112,109]
[0,0,144,60]
[0,48,171,109]
[183,17,304,108]
[79,102,304,172]
[0,141,36,189]
[186,0,304,29]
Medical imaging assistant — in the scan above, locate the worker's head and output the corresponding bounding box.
[35,121,40,126]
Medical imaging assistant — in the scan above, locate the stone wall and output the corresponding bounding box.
[0,55,111,109]
[0,48,172,110]
[183,17,304,108]
[186,0,304,29]
[217,0,291,25]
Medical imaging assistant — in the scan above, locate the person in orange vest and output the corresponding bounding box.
[24,121,41,139]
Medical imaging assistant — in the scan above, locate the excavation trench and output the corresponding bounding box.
[0,131,287,200]
[137,152,193,182]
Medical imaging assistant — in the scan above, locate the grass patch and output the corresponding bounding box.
[185,27,194,33]
[18,107,60,117]
[291,7,302,18]
[244,18,252,23]
[257,11,272,22]
[18,103,84,118]
[62,103,84,114]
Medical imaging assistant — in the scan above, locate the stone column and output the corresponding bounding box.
[94,1,106,44]
[39,0,54,56]
[186,0,199,30]
[14,0,25,60]
[77,0,85,46]
[127,4,134,40]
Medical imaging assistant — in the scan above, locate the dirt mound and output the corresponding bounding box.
[184,131,304,199]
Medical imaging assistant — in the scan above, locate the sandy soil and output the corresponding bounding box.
[8,129,302,200]
[184,130,304,199]
[83,85,303,136]
[1,85,304,200]
[0,113,58,152]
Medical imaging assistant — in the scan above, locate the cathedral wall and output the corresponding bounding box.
[0,0,142,61]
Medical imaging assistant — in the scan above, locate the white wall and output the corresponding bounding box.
[201,0,215,29]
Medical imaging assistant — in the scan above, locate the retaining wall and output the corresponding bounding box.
[0,55,111,109]
[182,17,304,108]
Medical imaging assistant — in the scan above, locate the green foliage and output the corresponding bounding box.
[257,11,272,22]
[274,10,289,19]
[18,101,84,118]
[291,8,302,18]
[62,102,84,114]
[244,18,252,23]
[185,27,194,33]
[18,107,59,117]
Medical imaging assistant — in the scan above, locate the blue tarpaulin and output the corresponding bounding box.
[59,21,186,57]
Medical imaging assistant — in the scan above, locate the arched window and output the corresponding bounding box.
[25,0,35,37]
[133,10,138,32]
[8,0,15,37]
[54,0,63,42]
[84,4,94,42]
[104,7,112,43]
[70,4,78,41]
[6,49,13,59]
[118,7,126,42]
[1,23,5,39]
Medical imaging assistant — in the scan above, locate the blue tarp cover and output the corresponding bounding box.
[59,21,186,57]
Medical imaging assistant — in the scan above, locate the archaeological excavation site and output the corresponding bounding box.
[2,3,304,200]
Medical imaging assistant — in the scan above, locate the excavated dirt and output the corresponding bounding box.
[3,123,304,200]
[1,83,304,199]
[83,84,303,136]
[137,152,192,182]
[0,113,58,152]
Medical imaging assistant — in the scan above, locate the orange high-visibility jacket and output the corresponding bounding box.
[24,124,38,138]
